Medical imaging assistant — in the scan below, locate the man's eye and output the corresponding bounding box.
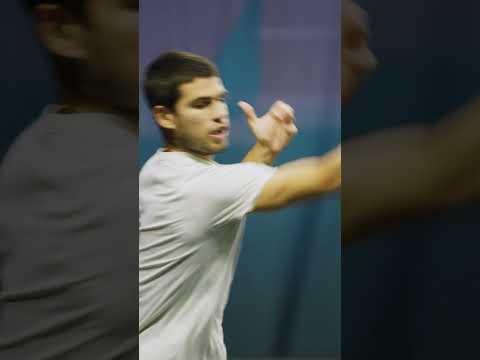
[193,100,210,109]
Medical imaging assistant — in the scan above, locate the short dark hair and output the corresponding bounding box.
[143,51,220,112]
[23,0,86,17]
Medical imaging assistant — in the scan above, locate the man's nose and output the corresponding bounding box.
[212,102,229,123]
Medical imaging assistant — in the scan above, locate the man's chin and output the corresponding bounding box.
[195,142,229,157]
[342,76,365,105]
[211,143,229,154]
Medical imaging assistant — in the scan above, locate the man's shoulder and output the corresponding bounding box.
[139,151,180,182]
[139,151,204,193]
[182,161,276,200]
[0,114,50,179]
[199,161,276,182]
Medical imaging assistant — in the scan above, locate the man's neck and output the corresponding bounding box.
[163,144,215,162]
[59,95,138,134]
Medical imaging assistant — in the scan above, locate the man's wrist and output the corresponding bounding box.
[242,142,279,165]
[255,141,280,156]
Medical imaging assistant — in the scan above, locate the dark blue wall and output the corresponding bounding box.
[342,1,480,359]
[1,1,57,160]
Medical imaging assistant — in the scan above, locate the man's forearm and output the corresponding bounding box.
[426,95,480,205]
[310,146,342,193]
[252,146,341,212]
[342,95,480,241]
[241,142,279,165]
[278,146,342,198]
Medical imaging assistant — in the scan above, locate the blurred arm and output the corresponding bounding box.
[342,95,480,241]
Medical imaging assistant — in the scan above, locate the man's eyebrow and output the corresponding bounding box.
[190,96,212,104]
[190,91,229,103]
[214,90,229,99]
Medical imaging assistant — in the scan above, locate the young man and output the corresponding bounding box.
[139,51,341,360]
[0,1,138,359]
[341,0,479,240]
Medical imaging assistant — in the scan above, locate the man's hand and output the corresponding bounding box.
[239,100,298,155]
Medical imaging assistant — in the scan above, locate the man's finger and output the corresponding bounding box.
[289,124,299,135]
[272,108,295,124]
[238,101,257,124]
[278,102,295,118]
[270,101,295,123]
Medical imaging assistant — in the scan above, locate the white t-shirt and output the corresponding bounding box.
[139,150,276,360]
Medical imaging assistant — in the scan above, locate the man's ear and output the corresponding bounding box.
[153,105,177,131]
[34,4,88,59]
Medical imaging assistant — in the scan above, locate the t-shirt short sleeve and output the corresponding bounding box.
[183,162,276,228]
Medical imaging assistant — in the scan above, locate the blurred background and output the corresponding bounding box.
[1,1,57,161]
[342,0,480,359]
[140,0,341,358]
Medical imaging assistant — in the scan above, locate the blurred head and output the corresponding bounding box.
[144,52,230,159]
[342,0,377,104]
[24,0,138,115]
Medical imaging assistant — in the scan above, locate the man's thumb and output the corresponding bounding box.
[238,101,257,123]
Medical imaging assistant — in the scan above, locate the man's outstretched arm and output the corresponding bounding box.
[342,95,480,241]
[252,145,341,211]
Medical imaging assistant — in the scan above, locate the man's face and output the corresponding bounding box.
[81,0,138,113]
[172,76,230,157]
[342,0,377,104]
